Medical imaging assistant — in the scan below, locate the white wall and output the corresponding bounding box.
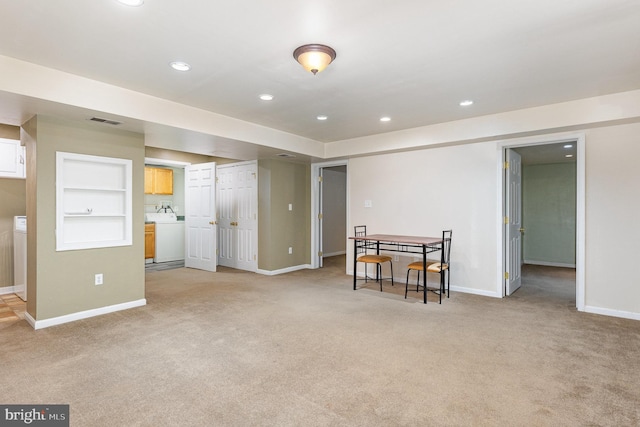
[584,123,640,317]
[349,142,499,296]
[348,121,640,319]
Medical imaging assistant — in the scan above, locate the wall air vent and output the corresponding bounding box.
[276,153,296,158]
[89,117,122,126]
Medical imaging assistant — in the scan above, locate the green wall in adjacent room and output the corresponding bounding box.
[522,162,576,266]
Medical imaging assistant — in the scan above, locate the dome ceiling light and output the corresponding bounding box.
[293,44,336,75]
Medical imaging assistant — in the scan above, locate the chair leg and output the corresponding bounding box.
[378,263,382,292]
[446,269,450,298]
[405,270,410,298]
[390,261,394,286]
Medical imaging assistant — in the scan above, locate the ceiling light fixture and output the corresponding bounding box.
[459,100,474,107]
[380,117,391,122]
[564,144,573,148]
[117,0,144,6]
[170,61,191,71]
[259,94,274,101]
[317,115,328,121]
[293,44,336,75]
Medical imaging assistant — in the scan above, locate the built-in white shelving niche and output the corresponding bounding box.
[56,152,132,251]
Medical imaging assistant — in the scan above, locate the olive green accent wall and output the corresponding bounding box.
[522,163,576,266]
[24,116,145,320]
[22,118,37,316]
[0,123,20,139]
[258,159,310,271]
[144,146,230,165]
[0,178,26,288]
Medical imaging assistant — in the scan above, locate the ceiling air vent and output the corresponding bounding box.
[89,117,122,126]
[276,153,296,158]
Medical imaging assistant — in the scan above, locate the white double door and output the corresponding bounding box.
[217,161,257,271]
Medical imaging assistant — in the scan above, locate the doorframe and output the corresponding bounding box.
[497,132,585,311]
[310,160,349,270]
[144,157,190,267]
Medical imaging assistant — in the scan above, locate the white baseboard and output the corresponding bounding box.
[0,286,16,295]
[524,260,576,268]
[449,285,500,298]
[257,264,312,276]
[584,305,640,321]
[323,251,346,257]
[348,271,500,299]
[25,298,147,330]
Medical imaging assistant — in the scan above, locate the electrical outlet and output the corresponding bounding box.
[288,247,293,254]
[95,273,103,285]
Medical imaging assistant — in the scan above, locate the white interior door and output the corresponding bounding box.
[185,162,217,272]
[505,149,522,295]
[216,162,257,271]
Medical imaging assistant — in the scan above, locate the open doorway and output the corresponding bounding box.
[501,135,585,311]
[311,161,348,270]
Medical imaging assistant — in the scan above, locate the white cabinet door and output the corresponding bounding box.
[0,138,25,179]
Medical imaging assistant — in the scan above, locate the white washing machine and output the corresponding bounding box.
[14,216,27,301]
[145,212,185,263]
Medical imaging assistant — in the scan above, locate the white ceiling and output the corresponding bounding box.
[0,0,639,161]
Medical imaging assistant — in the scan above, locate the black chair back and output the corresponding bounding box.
[441,230,453,265]
[354,225,368,255]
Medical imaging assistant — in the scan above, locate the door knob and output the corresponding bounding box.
[519,227,525,233]
[209,221,217,225]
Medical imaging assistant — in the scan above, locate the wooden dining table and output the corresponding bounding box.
[349,234,443,304]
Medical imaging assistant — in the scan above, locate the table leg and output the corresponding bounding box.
[423,244,427,304]
[375,240,381,282]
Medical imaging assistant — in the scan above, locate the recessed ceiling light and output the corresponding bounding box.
[565,154,574,158]
[459,100,474,107]
[170,61,191,71]
[564,144,573,148]
[317,115,328,121]
[117,0,144,6]
[380,117,391,122]
[259,94,274,101]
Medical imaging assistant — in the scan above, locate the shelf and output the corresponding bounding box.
[64,187,127,192]
[56,152,132,251]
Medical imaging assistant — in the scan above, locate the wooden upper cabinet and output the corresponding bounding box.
[144,166,173,195]
[144,167,154,194]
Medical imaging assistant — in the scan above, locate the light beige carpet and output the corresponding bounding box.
[1,257,639,426]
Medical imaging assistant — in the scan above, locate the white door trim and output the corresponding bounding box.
[310,160,349,270]
[496,132,585,311]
